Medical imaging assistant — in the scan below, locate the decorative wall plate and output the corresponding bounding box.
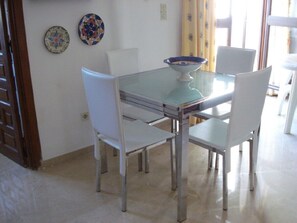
[78,13,105,45]
[44,26,70,54]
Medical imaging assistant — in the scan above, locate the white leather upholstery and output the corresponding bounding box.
[195,46,256,120]
[215,46,256,75]
[106,48,165,123]
[189,66,272,210]
[81,67,175,212]
[107,48,139,76]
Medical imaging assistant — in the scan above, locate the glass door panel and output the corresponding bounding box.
[270,0,289,16]
[215,0,264,69]
[261,0,297,90]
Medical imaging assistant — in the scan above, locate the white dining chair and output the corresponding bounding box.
[193,46,256,168]
[189,66,272,210]
[106,48,167,124]
[277,71,292,115]
[194,46,256,120]
[81,67,176,212]
[106,48,173,172]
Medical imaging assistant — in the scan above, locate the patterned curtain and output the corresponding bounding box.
[181,0,216,72]
[181,0,216,124]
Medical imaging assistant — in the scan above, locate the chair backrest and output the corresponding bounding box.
[106,48,139,76]
[81,67,123,141]
[227,66,272,146]
[216,46,256,74]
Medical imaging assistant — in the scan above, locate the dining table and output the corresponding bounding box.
[118,67,235,222]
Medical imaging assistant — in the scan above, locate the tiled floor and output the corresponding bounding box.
[1,96,297,223]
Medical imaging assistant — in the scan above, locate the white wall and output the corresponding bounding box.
[22,0,181,160]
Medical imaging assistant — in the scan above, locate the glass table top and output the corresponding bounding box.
[119,67,235,108]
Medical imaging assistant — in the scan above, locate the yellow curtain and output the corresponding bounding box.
[181,0,216,124]
[181,0,216,72]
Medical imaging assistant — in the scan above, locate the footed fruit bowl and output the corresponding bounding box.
[164,56,207,81]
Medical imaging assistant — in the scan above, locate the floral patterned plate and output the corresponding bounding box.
[78,13,105,45]
[44,26,70,54]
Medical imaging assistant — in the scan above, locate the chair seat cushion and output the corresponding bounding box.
[99,120,175,154]
[189,118,254,152]
[194,103,231,120]
[189,118,228,152]
[121,103,165,123]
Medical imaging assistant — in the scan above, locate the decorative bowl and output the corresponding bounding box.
[164,56,207,81]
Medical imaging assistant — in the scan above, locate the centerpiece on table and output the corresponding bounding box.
[164,56,207,82]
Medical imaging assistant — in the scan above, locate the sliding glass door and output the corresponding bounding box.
[260,0,297,91]
[215,0,264,69]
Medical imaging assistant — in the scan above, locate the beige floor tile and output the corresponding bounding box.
[1,96,297,223]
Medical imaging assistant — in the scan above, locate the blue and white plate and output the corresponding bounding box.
[44,26,70,54]
[78,13,105,45]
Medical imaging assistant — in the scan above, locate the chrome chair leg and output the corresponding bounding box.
[100,141,108,174]
[222,154,228,211]
[208,151,213,169]
[121,173,127,212]
[144,150,150,173]
[113,148,117,156]
[173,119,179,133]
[120,157,128,212]
[138,153,143,172]
[249,139,255,191]
[239,143,243,152]
[215,153,219,170]
[170,137,177,190]
[96,159,101,192]
[171,119,178,190]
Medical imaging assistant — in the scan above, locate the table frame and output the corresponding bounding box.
[119,69,234,222]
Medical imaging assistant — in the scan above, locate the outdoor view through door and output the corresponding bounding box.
[215,0,297,90]
[215,0,263,68]
[262,0,297,90]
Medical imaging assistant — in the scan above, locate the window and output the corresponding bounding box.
[215,0,264,69]
[261,0,297,89]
